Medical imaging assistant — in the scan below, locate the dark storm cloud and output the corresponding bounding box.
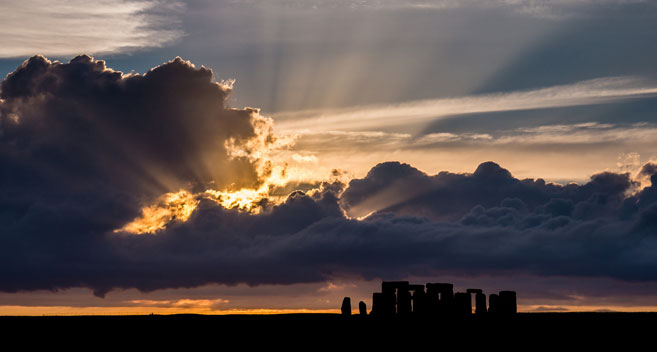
[33,162,657,297]
[3,56,657,297]
[0,55,273,236]
[638,163,657,180]
[0,55,274,294]
[1,55,265,199]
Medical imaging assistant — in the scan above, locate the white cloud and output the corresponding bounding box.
[410,122,657,147]
[292,153,318,163]
[414,132,493,145]
[494,123,657,146]
[274,76,657,133]
[0,0,184,58]
[224,0,653,19]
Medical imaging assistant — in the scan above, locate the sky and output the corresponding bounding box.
[2,0,657,315]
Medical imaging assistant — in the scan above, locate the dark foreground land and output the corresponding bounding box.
[2,313,656,346]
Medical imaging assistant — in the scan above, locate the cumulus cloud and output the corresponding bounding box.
[3,56,657,299]
[0,1,184,58]
[0,55,281,293]
[1,55,273,196]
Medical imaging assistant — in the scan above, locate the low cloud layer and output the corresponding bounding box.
[2,56,657,300]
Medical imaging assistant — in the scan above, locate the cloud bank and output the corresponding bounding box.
[2,56,657,299]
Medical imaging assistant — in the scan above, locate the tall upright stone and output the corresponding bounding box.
[499,291,517,315]
[436,283,454,315]
[489,293,499,314]
[454,292,472,316]
[382,282,398,317]
[425,283,440,315]
[409,284,426,315]
[359,301,367,316]
[341,297,351,316]
[397,281,412,316]
[371,292,383,317]
[475,292,487,315]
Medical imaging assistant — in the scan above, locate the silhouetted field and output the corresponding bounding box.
[2,312,656,346]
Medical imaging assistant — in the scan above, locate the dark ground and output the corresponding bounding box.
[1,313,654,347]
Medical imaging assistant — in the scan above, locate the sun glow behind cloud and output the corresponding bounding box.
[116,115,312,234]
[116,166,298,235]
[118,156,329,234]
[117,187,270,235]
[117,190,199,234]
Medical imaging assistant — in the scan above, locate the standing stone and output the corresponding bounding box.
[382,282,397,317]
[359,301,367,316]
[341,297,351,316]
[410,285,426,315]
[489,294,499,314]
[438,283,454,315]
[397,282,412,316]
[425,284,440,315]
[372,292,383,316]
[499,291,517,315]
[475,292,487,315]
[454,292,472,316]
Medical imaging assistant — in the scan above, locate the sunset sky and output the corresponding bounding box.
[2,0,657,315]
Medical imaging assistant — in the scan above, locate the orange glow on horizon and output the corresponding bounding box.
[0,305,340,316]
[4,304,657,316]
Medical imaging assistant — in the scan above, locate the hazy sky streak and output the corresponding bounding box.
[0,0,184,58]
[273,77,657,133]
